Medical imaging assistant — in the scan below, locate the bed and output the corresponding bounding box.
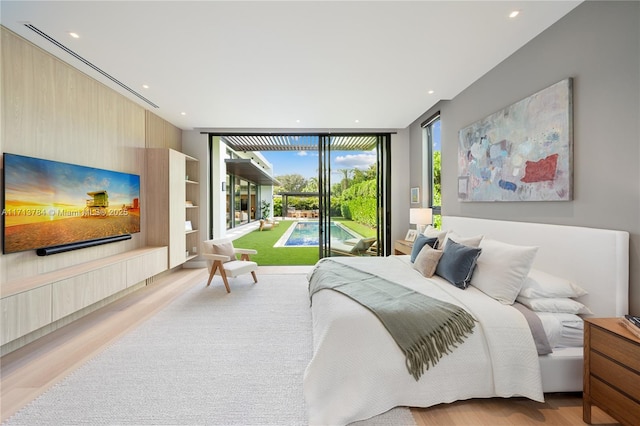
[303,216,629,425]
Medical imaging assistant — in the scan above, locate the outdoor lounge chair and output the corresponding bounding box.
[259,220,273,231]
[366,240,379,255]
[202,238,258,293]
[330,237,377,256]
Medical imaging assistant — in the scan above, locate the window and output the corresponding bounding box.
[423,114,441,227]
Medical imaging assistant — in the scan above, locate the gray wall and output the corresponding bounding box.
[408,1,640,314]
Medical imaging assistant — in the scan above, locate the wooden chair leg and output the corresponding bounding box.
[207,261,220,286]
[208,260,231,293]
[219,268,231,293]
[239,254,257,283]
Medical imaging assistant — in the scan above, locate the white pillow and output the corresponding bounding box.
[442,231,483,248]
[422,225,448,248]
[535,312,584,348]
[516,296,593,315]
[470,238,538,304]
[519,269,588,298]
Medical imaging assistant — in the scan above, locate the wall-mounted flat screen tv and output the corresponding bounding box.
[2,153,141,254]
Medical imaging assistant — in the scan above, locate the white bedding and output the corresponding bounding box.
[535,312,584,348]
[304,255,544,425]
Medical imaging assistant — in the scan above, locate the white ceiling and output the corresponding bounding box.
[1,1,582,131]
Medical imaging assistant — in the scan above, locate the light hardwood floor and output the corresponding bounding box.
[1,266,620,425]
[412,394,619,425]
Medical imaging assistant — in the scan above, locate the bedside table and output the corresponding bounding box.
[394,239,413,255]
[583,318,640,426]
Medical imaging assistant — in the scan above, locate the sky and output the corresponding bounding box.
[261,149,378,180]
[433,119,441,151]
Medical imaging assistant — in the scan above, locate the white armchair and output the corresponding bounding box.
[202,238,258,293]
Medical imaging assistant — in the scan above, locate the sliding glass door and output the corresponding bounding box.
[212,133,391,263]
[318,134,391,258]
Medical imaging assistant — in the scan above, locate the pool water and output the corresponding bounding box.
[280,221,358,247]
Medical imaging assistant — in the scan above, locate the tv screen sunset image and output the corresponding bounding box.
[2,154,140,254]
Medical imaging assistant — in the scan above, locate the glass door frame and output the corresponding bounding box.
[317,133,391,258]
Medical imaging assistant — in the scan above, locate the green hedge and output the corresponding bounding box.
[340,180,377,227]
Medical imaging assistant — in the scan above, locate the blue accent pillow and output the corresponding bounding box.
[435,240,482,289]
[410,235,438,263]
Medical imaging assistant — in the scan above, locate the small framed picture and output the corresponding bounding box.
[405,229,418,242]
[185,220,193,231]
[410,187,420,204]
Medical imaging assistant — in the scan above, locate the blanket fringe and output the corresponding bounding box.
[405,310,476,380]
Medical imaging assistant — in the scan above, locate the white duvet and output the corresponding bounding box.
[303,256,544,425]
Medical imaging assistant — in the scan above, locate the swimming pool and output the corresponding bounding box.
[275,221,360,247]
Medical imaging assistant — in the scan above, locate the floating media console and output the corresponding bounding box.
[36,234,132,256]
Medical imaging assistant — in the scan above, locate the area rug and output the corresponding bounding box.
[3,273,416,425]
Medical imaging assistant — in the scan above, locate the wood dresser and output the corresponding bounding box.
[583,318,640,426]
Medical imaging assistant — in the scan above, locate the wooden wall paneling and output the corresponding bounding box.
[166,121,182,152]
[1,25,146,170]
[145,111,162,148]
[145,149,170,250]
[53,60,97,165]
[31,41,57,155]
[96,87,119,166]
[0,286,52,346]
[1,28,23,151]
[145,111,182,151]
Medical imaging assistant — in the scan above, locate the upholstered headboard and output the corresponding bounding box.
[442,216,629,317]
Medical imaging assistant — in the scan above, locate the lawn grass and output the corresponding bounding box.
[333,218,377,238]
[233,221,319,265]
[233,218,378,266]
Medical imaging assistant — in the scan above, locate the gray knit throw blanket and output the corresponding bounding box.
[308,259,476,380]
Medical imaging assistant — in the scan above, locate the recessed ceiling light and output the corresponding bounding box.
[428,90,435,95]
[180,112,187,116]
[296,119,300,123]
[69,32,79,38]
[142,84,149,89]
[354,119,360,123]
[509,10,520,18]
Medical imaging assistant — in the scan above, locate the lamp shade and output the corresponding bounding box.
[410,208,433,226]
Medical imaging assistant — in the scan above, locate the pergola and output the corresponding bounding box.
[219,134,378,152]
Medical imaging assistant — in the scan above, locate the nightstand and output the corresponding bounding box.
[583,317,640,426]
[394,239,413,255]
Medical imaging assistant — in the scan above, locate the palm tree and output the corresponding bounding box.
[336,169,352,191]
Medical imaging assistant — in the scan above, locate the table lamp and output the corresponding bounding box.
[410,208,433,234]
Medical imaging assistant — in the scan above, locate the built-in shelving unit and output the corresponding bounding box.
[147,149,200,268]
[185,155,200,262]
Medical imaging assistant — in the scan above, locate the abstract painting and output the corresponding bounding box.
[458,78,572,202]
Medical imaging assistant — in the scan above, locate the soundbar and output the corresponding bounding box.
[36,234,132,256]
